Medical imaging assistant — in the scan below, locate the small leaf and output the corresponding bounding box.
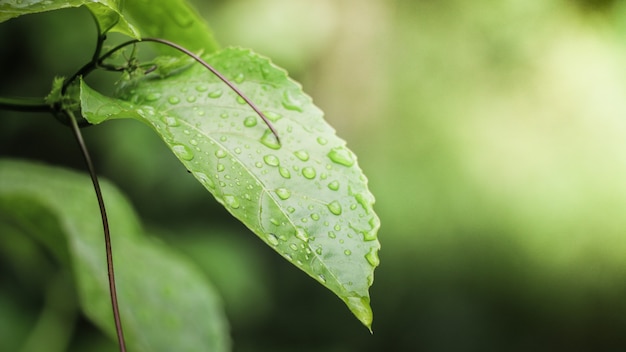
[0,0,139,38]
[123,0,219,55]
[0,159,230,351]
[79,48,381,329]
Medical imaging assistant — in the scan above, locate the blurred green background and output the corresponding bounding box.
[3,0,626,350]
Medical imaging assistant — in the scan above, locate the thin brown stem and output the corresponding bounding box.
[66,109,127,352]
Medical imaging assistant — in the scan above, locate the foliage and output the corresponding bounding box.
[0,0,380,350]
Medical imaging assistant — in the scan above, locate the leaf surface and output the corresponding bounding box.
[0,159,230,351]
[0,0,139,37]
[123,0,219,55]
[79,48,381,329]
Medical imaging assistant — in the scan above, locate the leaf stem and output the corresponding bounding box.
[65,109,127,352]
[99,37,281,143]
[0,96,50,112]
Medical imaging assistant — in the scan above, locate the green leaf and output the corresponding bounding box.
[0,0,139,38]
[123,0,219,55]
[79,48,381,329]
[0,159,230,351]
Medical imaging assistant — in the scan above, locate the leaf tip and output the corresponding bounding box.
[346,295,373,331]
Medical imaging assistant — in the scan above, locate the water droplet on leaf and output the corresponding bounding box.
[260,129,281,150]
[344,249,352,256]
[224,195,240,209]
[168,96,180,105]
[294,150,309,161]
[327,201,342,215]
[302,167,316,179]
[267,233,279,246]
[146,92,161,101]
[263,111,282,122]
[328,181,340,191]
[172,144,194,161]
[279,167,291,179]
[243,116,257,127]
[264,154,280,166]
[365,247,380,267]
[215,149,227,158]
[209,89,223,99]
[276,188,291,200]
[282,90,304,112]
[328,147,355,166]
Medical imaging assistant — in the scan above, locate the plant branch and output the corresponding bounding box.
[65,109,127,352]
[0,96,50,112]
[99,37,281,143]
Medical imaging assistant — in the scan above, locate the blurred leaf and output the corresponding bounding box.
[0,159,229,352]
[79,48,381,329]
[123,0,219,55]
[0,0,139,38]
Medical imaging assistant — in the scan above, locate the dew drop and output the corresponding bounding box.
[363,229,378,241]
[260,129,281,150]
[145,92,161,101]
[234,72,245,83]
[365,247,380,266]
[289,243,298,251]
[195,172,215,189]
[317,274,327,283]
[294,150,309,161]
[295,228,309,243]
[243,116,257,127]
[217,164,225,172]
[263,154,280,166]
[279,167,291,179]
[344,249,352,256]
[263,111,282,122]
[168,96,180,105]
[186,95,196,103]
[172,144,194,161]
[287,206,296,213]
[215,149,227,158]
[311,213,320,221]
[162,115,179,127]
[195,85,208,92]
[315,247,323,255]
[275,188,291,200]
[224,195,240,209]
[267,233,279,246]
[327,147,355,167]
[317,137,328,145]
[328,231,336,239]
[302,167,316,179]
[327,201,342,215]
[190,139,198,146]
[282,90,304,112]
[328,181,340,191]
[207,89,223,99]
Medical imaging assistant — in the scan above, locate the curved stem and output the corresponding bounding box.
[0,96,50,113]
[100,37,281,143]
[66,109,127,352]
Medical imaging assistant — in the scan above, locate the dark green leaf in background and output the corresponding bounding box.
[79,47,381,329]
[0,160,230,352]
[0,0,139,38]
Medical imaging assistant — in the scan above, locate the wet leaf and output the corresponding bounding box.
[79,47,381,329]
